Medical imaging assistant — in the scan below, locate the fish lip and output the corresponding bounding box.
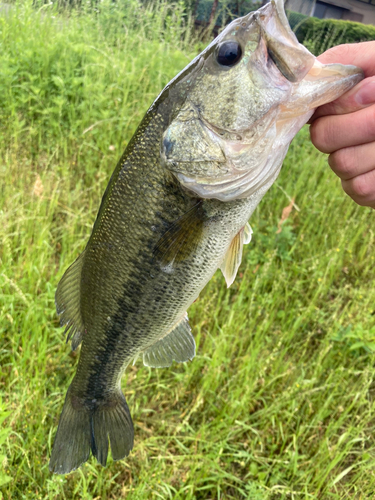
[238,0,290,28]
[216,0,293,41]
[200,116,242,142]
[235,0,315,83]
[297,63,364,111]
[250,0,299,43]
[200,107,278,147]
[306,61,364,80]
[316,64,364,89]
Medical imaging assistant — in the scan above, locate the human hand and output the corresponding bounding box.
[309,41,375,209]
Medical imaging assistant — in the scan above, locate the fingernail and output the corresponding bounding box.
[355,80,375,105]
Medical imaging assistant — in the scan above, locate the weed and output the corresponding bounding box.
[1,2,375,499]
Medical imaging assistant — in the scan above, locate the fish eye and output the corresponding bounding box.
[217,41,242,67]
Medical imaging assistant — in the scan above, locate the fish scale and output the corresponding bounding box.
[49,0,363,474]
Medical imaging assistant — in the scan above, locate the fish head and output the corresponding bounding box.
[161,0,363,202]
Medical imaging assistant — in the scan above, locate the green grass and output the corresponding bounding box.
[1,2,375,498]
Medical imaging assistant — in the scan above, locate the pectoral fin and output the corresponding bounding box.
[220,223,252,288]
[153,200,205,269]
[143,314,195,368]
[243,222,253,244]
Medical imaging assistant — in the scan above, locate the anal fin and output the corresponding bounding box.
[143,313,195,368]
[55,250,86,350]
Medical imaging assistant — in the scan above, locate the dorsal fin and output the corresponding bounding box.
[143,313,195,368]
[55,250,86,351]
[220,222,252,288]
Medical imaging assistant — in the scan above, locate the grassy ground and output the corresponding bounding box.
[1,2,375,499]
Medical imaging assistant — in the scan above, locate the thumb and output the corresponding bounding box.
[316,42,375,78]
[310,76,375,121]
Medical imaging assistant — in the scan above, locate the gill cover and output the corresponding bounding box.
[161,0,363,202]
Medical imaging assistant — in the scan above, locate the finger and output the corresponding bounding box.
[316,42,375,78]
[341,168,375,208]
[328,142,375,181]
[310,104,375,153]
[310,76,375,121]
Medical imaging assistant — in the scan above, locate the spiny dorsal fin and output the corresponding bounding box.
[220,222,252,288]
[55,250,86,351]
[143,313,195,368]
[153,201,205,270]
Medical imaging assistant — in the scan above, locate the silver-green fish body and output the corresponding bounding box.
[49,0,363,474]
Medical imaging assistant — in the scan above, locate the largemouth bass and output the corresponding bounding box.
[49,0,363,474]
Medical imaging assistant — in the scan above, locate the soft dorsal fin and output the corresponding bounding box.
[220,222,252,288]
[153,201,206,271]
[55,250,86,351]
[143,313,195,368]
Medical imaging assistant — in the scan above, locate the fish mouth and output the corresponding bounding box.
[238,0,316,83]
[164,0,364,203]
[173,60,363,203]
[305,60,364,96]
[258,0,364,109]
[279,61,364,121]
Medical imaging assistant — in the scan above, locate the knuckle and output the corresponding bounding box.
[329,149,355,178]
[350,175,373,199]
[351,194,372,207]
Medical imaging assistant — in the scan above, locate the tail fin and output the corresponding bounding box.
[49,388,134,474]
